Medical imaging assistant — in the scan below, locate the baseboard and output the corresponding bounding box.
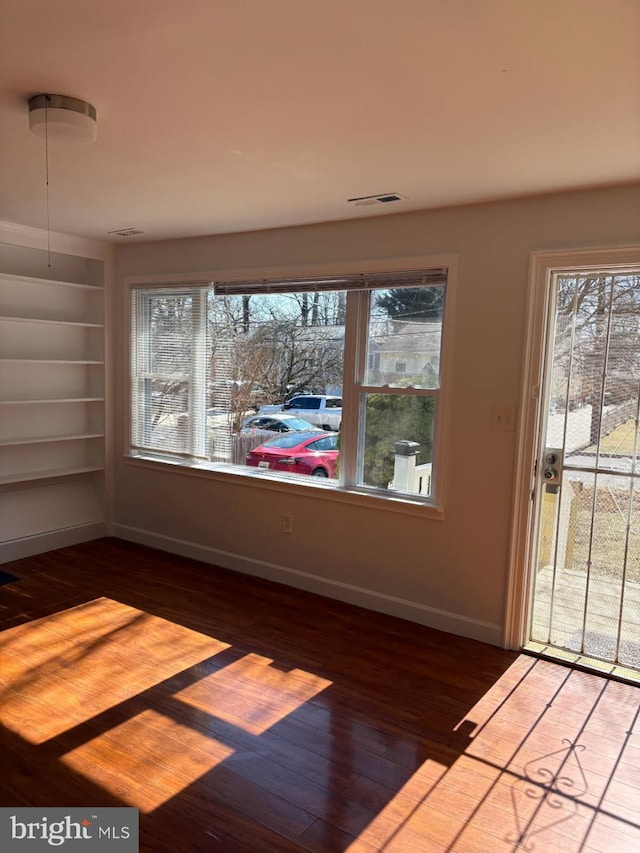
[0,522,107,565]
[113,523,503,646]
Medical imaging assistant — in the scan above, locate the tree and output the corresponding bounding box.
[242,295,251,333]
[207,291,346,426]
[376,287,444,321]
[553,273,640,446]
[252,321,344,401]
[362,394,435,488]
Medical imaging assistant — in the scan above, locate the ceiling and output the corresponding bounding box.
[1,0,639,243]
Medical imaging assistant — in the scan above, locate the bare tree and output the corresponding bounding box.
[247,320,344,401]
[204,290,347,431]
[554,273,640,444]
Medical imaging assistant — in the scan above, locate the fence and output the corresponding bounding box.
[209,430,272,465]
[390,457,432,496]
[413,463,432,496]
[547,400,636,452]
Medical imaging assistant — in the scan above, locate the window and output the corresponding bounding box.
[309,434,339,452]
[130,268,447,501]
[130,289,208,458]
[288,397,321,410]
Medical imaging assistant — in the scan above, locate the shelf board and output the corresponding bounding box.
[0,272,102,291]
[0,316,103,328]
[0,433,104,447]
[0,359,104,365]
[0,465,104,486]
[0,397,104,405]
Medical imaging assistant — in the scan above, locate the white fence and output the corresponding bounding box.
[391,457,432,496]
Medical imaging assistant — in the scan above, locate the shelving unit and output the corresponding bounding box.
[0,271,106,553]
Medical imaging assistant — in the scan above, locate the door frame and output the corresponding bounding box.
[504,246,640,650]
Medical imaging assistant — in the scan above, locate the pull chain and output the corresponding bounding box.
[45,94,51,267]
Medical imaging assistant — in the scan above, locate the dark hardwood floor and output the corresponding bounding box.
[0,538,638,852]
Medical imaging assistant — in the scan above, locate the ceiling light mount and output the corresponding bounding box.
[28,94,97,143]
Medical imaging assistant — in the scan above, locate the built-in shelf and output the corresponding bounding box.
[0,358,104,364]
[0,398,104,405]
[0,465,104,487]
[0,434,104,447]
[0,359,104,365]
[0,267,106,550]
[0,272,102,291]
[0,316,103,328]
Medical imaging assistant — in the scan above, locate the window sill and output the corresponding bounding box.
[124,453,444,520]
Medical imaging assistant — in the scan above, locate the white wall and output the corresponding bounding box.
[112,184,640,646]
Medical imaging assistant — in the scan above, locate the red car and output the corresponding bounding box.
[246,430,339,478]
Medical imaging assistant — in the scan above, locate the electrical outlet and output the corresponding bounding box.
[281,514,293,534]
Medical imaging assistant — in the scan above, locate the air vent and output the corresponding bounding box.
[107,228,145,237]
[347,193,405,207]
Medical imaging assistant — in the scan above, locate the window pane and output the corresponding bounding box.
[148,294,194,373]
[206,290,346,465]
[308,434,338,451]
[284,396,326,410]
[131,291,206,457]
[366,286,443,389]
[144,378,190,452]
[359,393,435,496]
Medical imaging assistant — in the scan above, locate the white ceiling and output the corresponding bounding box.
[1,0,639,243]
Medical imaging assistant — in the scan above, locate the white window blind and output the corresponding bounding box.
[131,288,208,459]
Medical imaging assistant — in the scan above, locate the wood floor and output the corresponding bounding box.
[0,538,638,852]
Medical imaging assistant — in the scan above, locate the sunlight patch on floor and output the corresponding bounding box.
[341,758,449,851]
[174,652,333,735]
[0,597,229,742]
[61,708,235,812]
[347,655,640,851]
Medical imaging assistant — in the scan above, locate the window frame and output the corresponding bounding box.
[130,286,208,459]
[125,255,456,516]
[339,288,444,498]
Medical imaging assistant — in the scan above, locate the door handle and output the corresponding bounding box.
[541,447,563,485]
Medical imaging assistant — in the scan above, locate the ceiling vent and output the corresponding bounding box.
[107,228,145,237]
[347,193,405,207]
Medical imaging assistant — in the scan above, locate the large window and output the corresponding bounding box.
[130,268,447,501]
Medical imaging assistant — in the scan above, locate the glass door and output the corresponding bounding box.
[527,268,640,679]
